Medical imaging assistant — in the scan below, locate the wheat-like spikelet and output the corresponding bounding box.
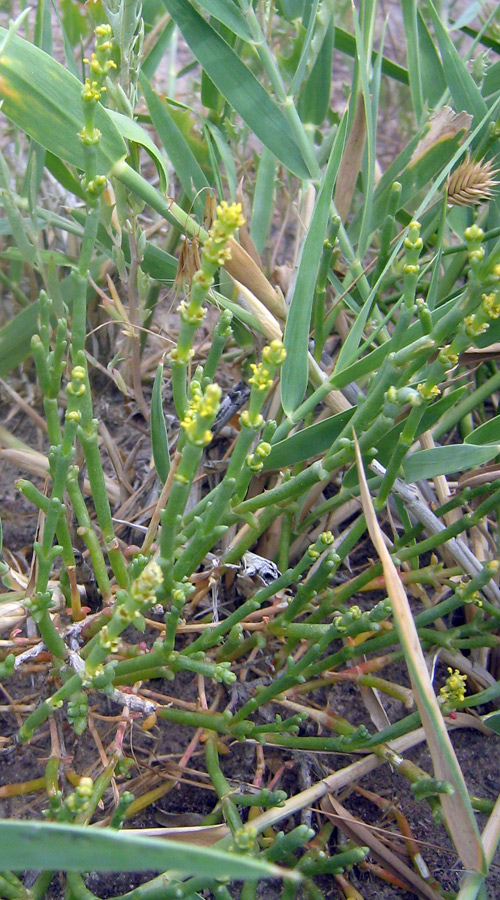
[446,155,499,206]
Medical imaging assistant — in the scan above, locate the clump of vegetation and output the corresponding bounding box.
[0,2,499,899]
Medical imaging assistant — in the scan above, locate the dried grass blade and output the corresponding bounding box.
[126,824,229,846]
[354,436,486,875]
[359,682,391,732]
[334,94,366,222]
[321,795,443,900]
[230,717,488,839]
[232,279,283,342]
[226,240,286,320]
[455,792,500,900]
[0,448,120,504]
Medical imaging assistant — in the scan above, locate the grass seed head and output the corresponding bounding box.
[446,155,499,206]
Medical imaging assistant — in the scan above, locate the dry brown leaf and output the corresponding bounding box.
[226,239,286,320]
[0,448,120,504]
[459,343,500,364]
[236,179,265,271]
[458,462,500,490]
[0,579,65,634]
[409,107,472,166]
[334,93,366,222]
[358,682,391,732]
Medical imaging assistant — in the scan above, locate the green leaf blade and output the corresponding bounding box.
[281,123,346,415]
[140,72,209,216]
[108,109,169,193]
[195,0,253,41]
[161,0,311,179]
[151,364,170,485]
[264,409,354,470]
[403,445,500,482]
[0,301,40,377]
[0,29,126,173]
[424,0,489,136]
[0,819,297,879]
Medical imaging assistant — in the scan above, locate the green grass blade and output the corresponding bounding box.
[349,92,497,263]
[161,0,311,179]
[484,60,500,97]
[151,363,170,485]
[202,119,237,200]
[140,72,209,216]
[333,275,376,371]
[297,17,335,126]
[21,139,47,211]
[201,67,224,116]
[349,130,463,244]
[287,0,320,97]
[374,388,467,463]
[211,289,262,332]
[461,24,500,58]
[354,3,381,258]
[359,0,378,64]
[0,819,297,879]
[141,17,175,79]
[44,152,87,200]
[416,9,447,108]
[204,125,225,200]
[403,444,500,482]
[424,0,489,134]
[465,415,500,445]
[50,0,81,78]
[0,153,36,265]
[264,409,354,470]
[107,109,169,193]
[0,246,85,267]
[67,204,178,283]
[267,386,466,472]
[402,0,423,121]
[195,0,253,41]
[0,8,31,53]
[34,0,52,53]
[250,148,276,256]
[279,0,306,18]
[333,25,409,85]
[426,195,448,311]
[141,242,178,283]
[0,301,40,377]
[0,28,126,173]
[0,25,286,308]
[281,123,346,416]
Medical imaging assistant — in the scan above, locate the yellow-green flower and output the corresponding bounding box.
[482,291,500,319]
[439,667,467,705]
[417,382,441,400]
[181,382,221,446]
[202,202,245,267]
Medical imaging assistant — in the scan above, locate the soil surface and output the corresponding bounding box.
[1,387,499,899]
[1,2,499,899]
